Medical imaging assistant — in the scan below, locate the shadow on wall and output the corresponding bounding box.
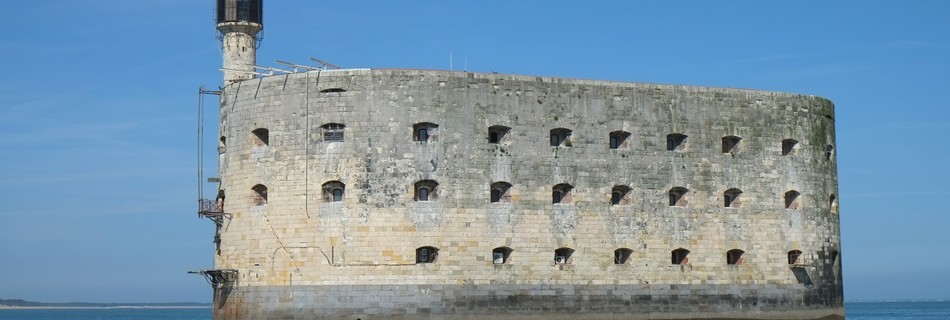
[791,266,814,288]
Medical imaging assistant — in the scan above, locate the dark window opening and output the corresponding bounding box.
[415,180,438,202]
[726,249,745,265]
[488,125,511,144]
[785,190,802,210]
[236,0,250,21]
[724,188,743,208]
[609,131,631,149]
[251,184,267,206]
[416,246,438,263]
[667,133,687,151]
[417,128,428,141]
[554,247,574,265]
[413,123,438,142]
[782,139,798,155]
[550,128,572,147]
[788,250,803,265]
[552,183,574,204]
[216,0,226,22]
[669,187,688,207]
[722,136,741,153]
[614,248,633,264]
[826,144,834,160]
[322,181,345,203]
[322,123,345,142]
[492,247,513,264]
[611,185,631,206]
[490,181,512,203]
[252,128,269,146]
[219,136,227,153]
[672,248,690,265]
[319,88,347,93]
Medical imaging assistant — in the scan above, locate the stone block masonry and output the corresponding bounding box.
[210,69,843,319]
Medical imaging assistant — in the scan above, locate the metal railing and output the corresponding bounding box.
[198,199,222,214]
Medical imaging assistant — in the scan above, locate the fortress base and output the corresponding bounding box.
[212,284,844,320]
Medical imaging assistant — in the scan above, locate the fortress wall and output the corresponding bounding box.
[212,69,842,319]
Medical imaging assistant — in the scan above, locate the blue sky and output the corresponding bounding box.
[1,1,948,303]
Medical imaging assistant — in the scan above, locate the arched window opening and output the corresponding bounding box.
[671,248,690,265]
[488,125,511,144]
[252,128,269,147]
[490,181,512,203]
[251,184,267,206]
[552,183,574,204]
[492,247,513,264]
[416,246,438,264]
[414,180,439,201]
[785,190,802,210]
[611,185,631,205]
[322,181,345,203]
[667,133,687,151]
[826,144,834,160]
[782,139,798,156]
[722,136,741,153]
[322,123,345,142]
[554,247,574,265]
[669,187,688,207]
[788,250,803,265]
[614,248,633,264]
[219,136,227,153]
[830,250,839,264]
[724,188,743,208]
[550,128,573,147]
[609,131,631,149]
[413,122,439,142]
[726,249,745,265]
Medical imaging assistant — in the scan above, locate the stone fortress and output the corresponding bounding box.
[196,1,844,319]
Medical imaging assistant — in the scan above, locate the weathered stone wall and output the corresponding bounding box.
[213,69,843,319]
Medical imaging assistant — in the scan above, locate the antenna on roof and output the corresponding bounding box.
[275,60,321,72]
[253,65,293,75]
[309,57,341,70]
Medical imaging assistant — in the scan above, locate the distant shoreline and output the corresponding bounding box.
[0,306,211,310]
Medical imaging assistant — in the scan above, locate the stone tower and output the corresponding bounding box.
[216,0,263,85]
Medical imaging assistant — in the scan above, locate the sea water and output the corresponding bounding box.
[0,307,211,320]
[847,301,950,320]
[0,301,947,319]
